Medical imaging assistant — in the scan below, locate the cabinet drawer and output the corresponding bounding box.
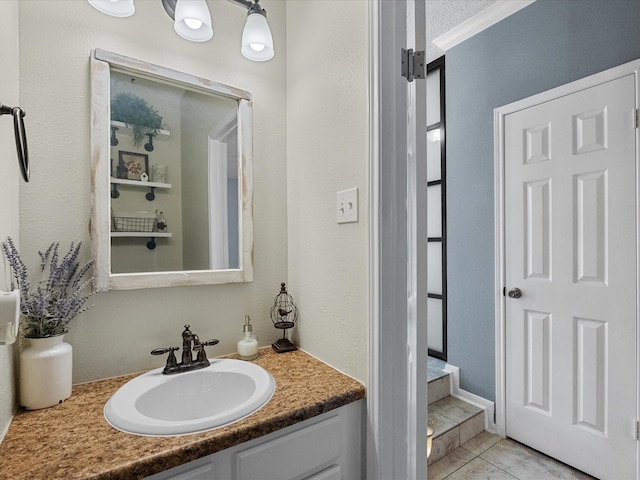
[235,415,341,480]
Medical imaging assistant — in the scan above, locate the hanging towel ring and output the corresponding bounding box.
[0,101,29,182]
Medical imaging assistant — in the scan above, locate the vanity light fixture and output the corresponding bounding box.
[87,0,135,17]
[237,0,274,61]
[86,0,274,61]
[171,0,213,42]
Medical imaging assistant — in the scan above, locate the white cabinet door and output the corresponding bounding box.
[234,416,340,480]
[304,465,341,480]
[146,457,216,480]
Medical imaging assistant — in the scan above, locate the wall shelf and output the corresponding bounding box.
[110,177,171,201]
[111,178,172,189]
[110,232,172,238]
[110,120,170,141]
[111,231,172,250]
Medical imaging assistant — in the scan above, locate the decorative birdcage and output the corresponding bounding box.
[269,282,298,353]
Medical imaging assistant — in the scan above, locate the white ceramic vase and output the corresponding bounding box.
[20,335,72,410]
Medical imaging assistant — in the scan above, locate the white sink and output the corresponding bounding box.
[104,359,275,436]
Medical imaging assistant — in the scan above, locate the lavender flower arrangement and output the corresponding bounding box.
[1,237,94,338]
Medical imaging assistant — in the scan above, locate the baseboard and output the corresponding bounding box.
[443,364,497,434]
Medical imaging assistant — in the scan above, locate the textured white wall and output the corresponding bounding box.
[286,1,369,382]
[0,0,19,440]
[18,0,288,383]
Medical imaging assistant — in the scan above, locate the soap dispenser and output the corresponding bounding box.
[237,315,258,360]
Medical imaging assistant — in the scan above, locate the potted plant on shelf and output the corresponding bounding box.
[111,92,163,148]
[1,237,93,410]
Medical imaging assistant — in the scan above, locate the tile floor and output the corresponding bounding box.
[427,356,596,478]
[428,431,597,480]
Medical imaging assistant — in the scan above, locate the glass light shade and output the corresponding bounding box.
[241,13,274,61]
[87,0,135,17]
[174,0,213,42]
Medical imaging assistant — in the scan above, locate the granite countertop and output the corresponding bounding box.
[0,348,365,480]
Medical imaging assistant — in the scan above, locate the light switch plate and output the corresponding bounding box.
[337,187,358,224]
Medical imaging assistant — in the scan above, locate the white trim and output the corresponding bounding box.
[368,0,427,477]
[409,1,428,479]
[494,59,640,477]
[366,0,381,476]
[493,104,507,438]
[635,65,640,480]
[209,109,237,141]
[443,364,497,434]
[94,49,252,101]
[432,0,536,53]
[207,138,230,270]
[208,115,238,272]
[406,2,417,477]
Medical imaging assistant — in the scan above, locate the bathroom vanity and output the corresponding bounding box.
[146,401,362,480]
[0,349,365,479]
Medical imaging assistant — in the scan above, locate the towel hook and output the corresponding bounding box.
[0,101,29,182]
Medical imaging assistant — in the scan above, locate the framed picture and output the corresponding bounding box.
[118,151,149,181]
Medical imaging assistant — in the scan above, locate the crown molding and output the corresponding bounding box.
[432,0,536,52]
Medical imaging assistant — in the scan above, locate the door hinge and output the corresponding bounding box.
[635,109,639,129]
[634,420,639,440]
[401,48,425,82]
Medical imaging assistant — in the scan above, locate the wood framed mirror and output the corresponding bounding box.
[91,49,253,290]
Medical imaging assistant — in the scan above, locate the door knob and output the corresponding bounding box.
[508,288,522,299]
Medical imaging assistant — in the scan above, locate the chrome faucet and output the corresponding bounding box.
[151,325,219,375]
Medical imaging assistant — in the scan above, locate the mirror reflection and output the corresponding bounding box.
[109,70,239,273]
[91,49,254,290]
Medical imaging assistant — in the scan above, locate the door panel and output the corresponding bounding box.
[505,74,637,480]
[574,170,607,284]
[524,178,551,280]
[524,309,551,414]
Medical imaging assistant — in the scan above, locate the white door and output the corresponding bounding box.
[504,74,637,479]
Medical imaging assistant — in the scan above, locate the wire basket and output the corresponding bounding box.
[112,212,157,232]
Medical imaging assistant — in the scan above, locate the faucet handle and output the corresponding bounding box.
[151,346,180,374]
[192,339,219,364]
[151,347,179,355]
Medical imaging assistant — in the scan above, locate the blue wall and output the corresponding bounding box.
[446,0,640,401]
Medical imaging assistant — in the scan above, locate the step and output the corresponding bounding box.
[428,373,450,405]
[428,357,450,405]
[427,395,484,465]
[427,358,487,464]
